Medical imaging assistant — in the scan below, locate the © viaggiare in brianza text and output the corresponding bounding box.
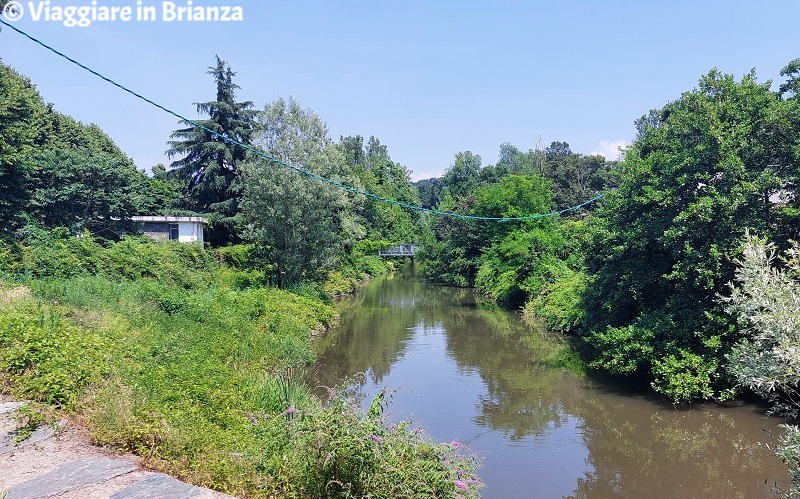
[10,1,243,28]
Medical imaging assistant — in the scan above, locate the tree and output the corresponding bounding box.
[241,97,361,287]
[338,135,420,243]
[414,177,443,210]
[724,232,800,497]
[724,233,800,417]
[0,62,43,234]
[0,62,165,239]
[166,55,256,245]
[28,110,152,237]
[779,58,800,99]
[419,152,485,287]
[441,151,482,200]
[581,66,800,402]
[28,149,142,237]
[538,141,617,211]
[471,174,555,306]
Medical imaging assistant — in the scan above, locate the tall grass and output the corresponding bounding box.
[0,232,480,497]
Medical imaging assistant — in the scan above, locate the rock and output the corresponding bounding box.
[110,474,206,499]
[7,456,136,499]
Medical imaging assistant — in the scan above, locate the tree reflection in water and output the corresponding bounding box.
[311,268,787,498]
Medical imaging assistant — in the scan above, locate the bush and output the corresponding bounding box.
[0,231,479,496]
[724,232,800,417]
[245,388,483,498]
[776,425,800,498]
[0,298,110,408]
[525,268,587,332]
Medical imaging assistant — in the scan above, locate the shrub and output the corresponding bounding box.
[525,268,587,332]
[0,298,110,408]
[245,388,483,498]
[776,425,800,498]
[724,232,800,417]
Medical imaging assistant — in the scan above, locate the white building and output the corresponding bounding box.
[132,216,207,243]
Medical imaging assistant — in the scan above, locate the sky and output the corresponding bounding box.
[2,0,799,180]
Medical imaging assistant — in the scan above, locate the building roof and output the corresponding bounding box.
[132,216,209,224]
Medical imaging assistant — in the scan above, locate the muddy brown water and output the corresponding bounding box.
[309,268,788,498]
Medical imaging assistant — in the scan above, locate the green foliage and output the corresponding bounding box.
[540,141,618,210]
[338,135,421,243]
[0,232,478,497]
[414,177,443,209]
[0,298,110,408]
[776,425,800,498]
[581,65,800,403]
[418,140,616,305]
[241,97,362,288]
[441,151,483,200]
[27,148,144,237]
[247,388,482,498]
[321,242,393,297]
[0,63,44,233]
[724,233,800,417]
[7,227,216,287]
[166,56,257,245]
[526,267,587,333]
[779,58,800,99]
[650,350,717,403]
[248,369,310,415]
[1,61,168,239]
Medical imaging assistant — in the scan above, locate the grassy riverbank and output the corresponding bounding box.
[0,232,481,498]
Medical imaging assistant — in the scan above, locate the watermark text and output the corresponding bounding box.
[2,1,244,27]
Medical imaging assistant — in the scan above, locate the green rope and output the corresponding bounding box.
[0,19,604,222]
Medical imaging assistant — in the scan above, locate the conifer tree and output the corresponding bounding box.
[166,55,256,245]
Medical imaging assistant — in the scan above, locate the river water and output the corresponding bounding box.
[310,268,787,498]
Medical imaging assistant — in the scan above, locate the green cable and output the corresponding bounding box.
[0,18,604,222]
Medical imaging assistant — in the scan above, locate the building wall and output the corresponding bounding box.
[178,222,204,243]
[141,223,170,242]
[140,222,204,243]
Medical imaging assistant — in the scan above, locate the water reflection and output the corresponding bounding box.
[311,268,787,498]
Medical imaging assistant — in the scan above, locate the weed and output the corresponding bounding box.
[0,234,477,497]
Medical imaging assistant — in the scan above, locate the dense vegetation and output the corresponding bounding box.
[0,234,479,497]
[0,56,480,498]
[4,34,800,494]
[418,62,800,404]
[414,60,800,492]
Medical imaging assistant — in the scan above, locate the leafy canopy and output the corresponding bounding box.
[582,66,800,402]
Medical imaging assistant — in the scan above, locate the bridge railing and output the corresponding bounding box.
[378,244,420,257]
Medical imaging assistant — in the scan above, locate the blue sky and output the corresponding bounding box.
[2,0,799,180]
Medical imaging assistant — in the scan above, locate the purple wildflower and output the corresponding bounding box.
[451,440,465,448]
[286,406,296,415]
[454,480,468,490]
[368,434,383,444]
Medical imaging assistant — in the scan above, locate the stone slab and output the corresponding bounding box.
[7,456,136,499]
[16,423,57,449]
[110,473,205,499]
[1,420,64,456]
[0,402,25,415]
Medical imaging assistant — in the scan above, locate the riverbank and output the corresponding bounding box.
[1,396,234,499]
[0,235,481,498]
[311,269,787,498]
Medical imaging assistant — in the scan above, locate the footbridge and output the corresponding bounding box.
[378,244,420,257]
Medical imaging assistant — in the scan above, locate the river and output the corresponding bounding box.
[310,268,787,498]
